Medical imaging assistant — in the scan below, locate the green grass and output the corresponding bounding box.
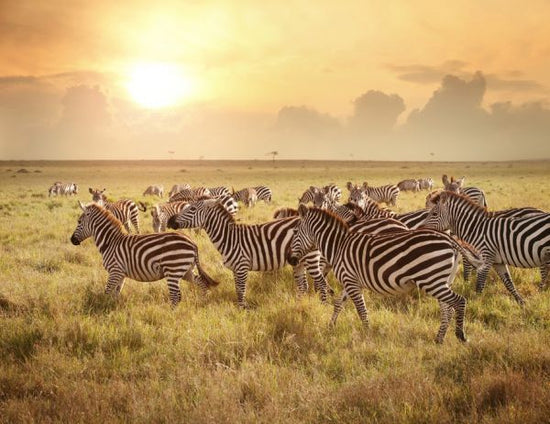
[1,159,549,423]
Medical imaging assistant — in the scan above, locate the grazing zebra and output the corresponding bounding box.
[397,179,420,192]
[243,187,258,207]
[71,202,219,306]
[169,187,212,203]
[208,186,231,198]
[89,188,146,233]
[151,201,190,232]
[143,185,164,197]
[288,205,483,343]
[169,184,191,198]
[253,185,272,203]
[423,191,550,303]
[418,178,434,191]
[49,182,78,196]
[167,200,330,306]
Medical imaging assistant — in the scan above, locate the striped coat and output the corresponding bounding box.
[89,188,146,233]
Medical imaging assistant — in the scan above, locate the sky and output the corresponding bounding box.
[1,0,549,161]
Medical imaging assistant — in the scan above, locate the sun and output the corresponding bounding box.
[126,63,192,108]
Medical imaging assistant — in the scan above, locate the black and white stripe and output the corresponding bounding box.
[169,184,191,198]
[143,185,164,197]
[253,185,272,203]
[423,191,550,303]
[151,201,190,232]
[89,188,145,233]
[208,186,231,198]
[49,182,78,196]
[288,205,483,343]
[397,179,420,192]
[169,187,212,203]
[418,178,434,191]
[167,200,329,306]
[71,202,219,306]
[347,181,399,207]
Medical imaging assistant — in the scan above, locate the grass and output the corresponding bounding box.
[0,159,549,423]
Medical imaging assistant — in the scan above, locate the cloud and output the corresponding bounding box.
[58,85,111,128]
[485,74,545,92]
[348,90,405,133]
[385,60,469,84]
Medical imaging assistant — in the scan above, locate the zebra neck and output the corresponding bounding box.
[314,222,347,265]
[92,215,125,254]
[201,210,234,251]
[449,203,485,242]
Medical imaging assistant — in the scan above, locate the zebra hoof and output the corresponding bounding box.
[455,332,468,343]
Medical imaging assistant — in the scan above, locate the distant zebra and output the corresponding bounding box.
[299,184,341,206]
[426,187,487,209]
[288,205,483,343]
[418,178,434,191]
[89,188,146,233]
[143,185,164,197]
[299,186,323,205]
[244,187,257,207]
[169,184,191,198]
[169,187,212,203]
[167,200,330,305]
[397,179,420,192]
[71,202,219,306]
[49,182,78,196]
[347,181,399,207]
[253,185,272,203]
[423,191,550,303]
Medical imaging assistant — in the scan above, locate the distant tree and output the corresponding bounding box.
[267,151,279,164]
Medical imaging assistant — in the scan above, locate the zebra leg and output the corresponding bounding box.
[233,267,250,309]
[493,264,525,305]
[302,253,328,302]
[165,277,182,307]
[475,263,493,294]
[292,262,308,297]
[462,259,473,282]
[431,290,466,343]
[330,289,348,327]
[539,263,549,291]
[105,271,124,296]
[344,278,369,328]
[435,300,452,344]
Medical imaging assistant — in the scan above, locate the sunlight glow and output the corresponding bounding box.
[126,63,192,108]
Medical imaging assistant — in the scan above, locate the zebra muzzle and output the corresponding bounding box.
[288,256,299,266]
[70,235,81,245]
[166,216,180,229]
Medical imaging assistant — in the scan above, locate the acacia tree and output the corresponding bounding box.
[267,151,279,164]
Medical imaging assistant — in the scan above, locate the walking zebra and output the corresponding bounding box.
[288,205,483,343]
[89,188,146,233]
[423,191,550,303]
[169,184,191,198]
[167,200,330,306]
[49,182,78,196]
[397,179,420,192]
[143,185,164,197]
[71,202,219,306]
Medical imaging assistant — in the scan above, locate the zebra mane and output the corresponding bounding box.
[309,207,350,232]
[209,200,236,223]
[438,191,489,214]
[87,203,125,231]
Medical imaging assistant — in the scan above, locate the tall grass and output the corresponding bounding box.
[1,160,549,423]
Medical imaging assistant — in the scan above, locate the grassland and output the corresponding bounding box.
[1,159,549,423]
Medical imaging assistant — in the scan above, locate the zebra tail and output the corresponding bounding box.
[193,245,220,287]
[138,202,147,212]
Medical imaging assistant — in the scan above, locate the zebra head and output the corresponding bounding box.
[288,204,317,266]
[423,192,451,231]
[71,201,94,245]
[312,190,329,208]
[167,200,207,230]
[347,183,366,208]
[89,187,107,205]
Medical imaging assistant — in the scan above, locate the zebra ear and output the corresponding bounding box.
[457,176,465,187]
[298,203,308,217]
[88,187,93,194]
[78,200,86,211]
[442,174,449,186]
[362,182,368,189]
[346,181,353,190]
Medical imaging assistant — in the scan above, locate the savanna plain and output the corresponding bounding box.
[1,159,549,424]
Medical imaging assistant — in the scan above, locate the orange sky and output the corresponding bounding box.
[1,1,550,160]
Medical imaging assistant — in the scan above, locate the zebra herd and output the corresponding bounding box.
[70,175,550,344]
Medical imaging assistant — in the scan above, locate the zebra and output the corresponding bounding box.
[426,187,487,209]
[418,178,434,191]
[397,179,420,192]
[143,185,164,197]
[169,187,212,203]
[169,184,191,198]
[166,200,330,306]
[89,188,146,233]
[423,191,550,303]
[243,187,258,207]
[151,201,190,232]
[441,175,487,207]
[288,205,483,343]
[49,182,78,196]
[299,186,323,205]
[323,184,342,204]
[153,195,238,233]
[349,216,409,234]
[347,182,399,207]
[253,185,272,203]
[273,207,299,219]
[71,202,219,306]
[299,184,341,206]
[208,186,231,198]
